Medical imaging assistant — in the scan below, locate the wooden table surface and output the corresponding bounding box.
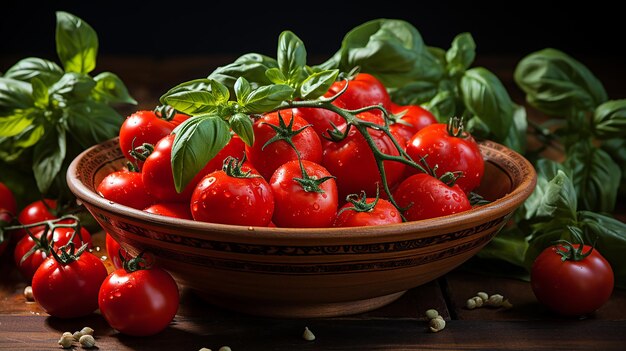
[1,56,626,350]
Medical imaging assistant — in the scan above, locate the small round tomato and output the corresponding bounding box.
[405,119,484,194]
[292,107,346,140]
[32,250,108,318]
[15,199,58,242]
[144,203,192,220]
[97,171,154,210]
[119,109,189,167]
[99,260,179,336]
[393,173,471,221]
[270,160,338,228]
[246,110,322,180]
[389,103,437,145]
[531,243,614,317]
[105,233,126,270]
[191,158,274,226]
[333,193,402,227]
[0,182,17,216]
[322,111,405,200]
[326,73,391,116]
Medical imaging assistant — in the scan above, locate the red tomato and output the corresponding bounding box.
[105,233,126,270]
[99,265,179,336]
[333,196,401,227]
[292,107,346,140]
[14,199,58,242]
[326,73,391,116]
[270,160,338,228]
[246,110,322,180]
[531,244,614,316]
[97,171,154,210]
[0,182,17,216]
[389,104,437,145]
[32,251,108,318]
[405,122,484,194]
[394,173,471,221]
[118,110,189,167]
[201,134,246,174]
[144,203,192,220]
[322,111,405,200]
[191,160,274,226]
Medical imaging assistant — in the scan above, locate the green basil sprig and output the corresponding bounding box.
[0,11,135,203]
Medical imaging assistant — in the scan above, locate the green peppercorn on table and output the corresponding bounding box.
[1,56,626,351]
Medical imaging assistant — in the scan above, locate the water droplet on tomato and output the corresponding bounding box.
[313,203,320,210]
[390,211,397,217]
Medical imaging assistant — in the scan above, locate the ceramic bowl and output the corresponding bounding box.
[67,138,536,318]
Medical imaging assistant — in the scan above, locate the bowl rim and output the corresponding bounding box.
[67,137,536,241]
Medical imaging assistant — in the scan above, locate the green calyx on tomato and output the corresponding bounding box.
[339,188,381,216]
[260,111,312,154]
[222,155,259,179]
[154,104,180,122]
[292,159,336,194]
[121,251,153,273]
[553,227,595,262]
[49,241,89,265]
[446,116,468,138]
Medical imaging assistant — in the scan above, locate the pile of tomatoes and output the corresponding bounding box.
[101,73,485,228]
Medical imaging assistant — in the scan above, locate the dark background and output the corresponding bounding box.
[2,0,625,61]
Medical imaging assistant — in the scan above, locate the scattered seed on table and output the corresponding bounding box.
[425,309,439,320]
[302,326,316,341]
[23,286,34,301]
[79,334,96,348]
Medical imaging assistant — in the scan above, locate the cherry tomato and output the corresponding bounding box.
[14,199,58,242]
[405,121,484,194]
[97,171,154,210]
[333,196,401,227]
[389,103,437,145]
[246,110,322,180]
[0,182,17,216]
[144,203,192,220]
[32,250,108,318]
[322,111,405,200]
[326,73,391,116]
[270,160,338,228]
[119,110,189,168]
[201,134,246,174]
[292,106,346,140]
[191,159,274,226]
[394,173,471,221]
[531,244,614,317]
[99,264,180,336]
[105,233,126,270]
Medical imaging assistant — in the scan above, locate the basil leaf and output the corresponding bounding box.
[49,72,96,101]
[579,211,626,288]
[209,79,230,104]
[601,138,626,193]
[265,68,288,85]
[0,124,45,162]
[92,72,137,104]
[389,81,438,106]
[535,169,578,220]
[299,69,339,100]
[502,104,528,153]
[336,19,443,88]
[514,48,607,116]
[446,32,476,77]
[477,226,528,268]
[461,67,514,140]
[66,102,123,148]
[161,78,213,98]
[4,58,63,86]
[32,124,66,193]
[240,84,294,114]
[229,113,254,146]
[31,78,49,109]
[209,53,278,91]
[593,99,626,139]
[0,77,33,114]
[55,11,98,74]
[171,115,231,192]
[423,80,457,120]
[0,109,39,137]
[525,221,568,266]
[161,79,229,116]
[277,31,307,84]
[565,141,620,212]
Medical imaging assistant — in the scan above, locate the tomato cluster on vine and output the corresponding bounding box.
[101,73,485,228]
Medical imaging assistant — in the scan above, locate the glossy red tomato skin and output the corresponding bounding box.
[246,110,322,180]
[333,198,402,227]
[202,135,245,174]
[405,123,484,194]
[191,167,274,226]
[394,173,471,221]
[322,112,405,200]
[292,107,346,140]
[49,225,93,249]
[269,160,338,228]
[99,267,180,336]
[32,252,108,318]
[144,203,193,220]
[14,199,58,242]
[389,103,438,145]
[141,135,194,202]
[0,182,17,216]
[326,73,391,116]
[97,171,154,210]
[531,244,614,317]
[118,110,189,167]
[105,233,125,270]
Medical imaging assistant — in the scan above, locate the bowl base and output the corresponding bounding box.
[196,290,407,318]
